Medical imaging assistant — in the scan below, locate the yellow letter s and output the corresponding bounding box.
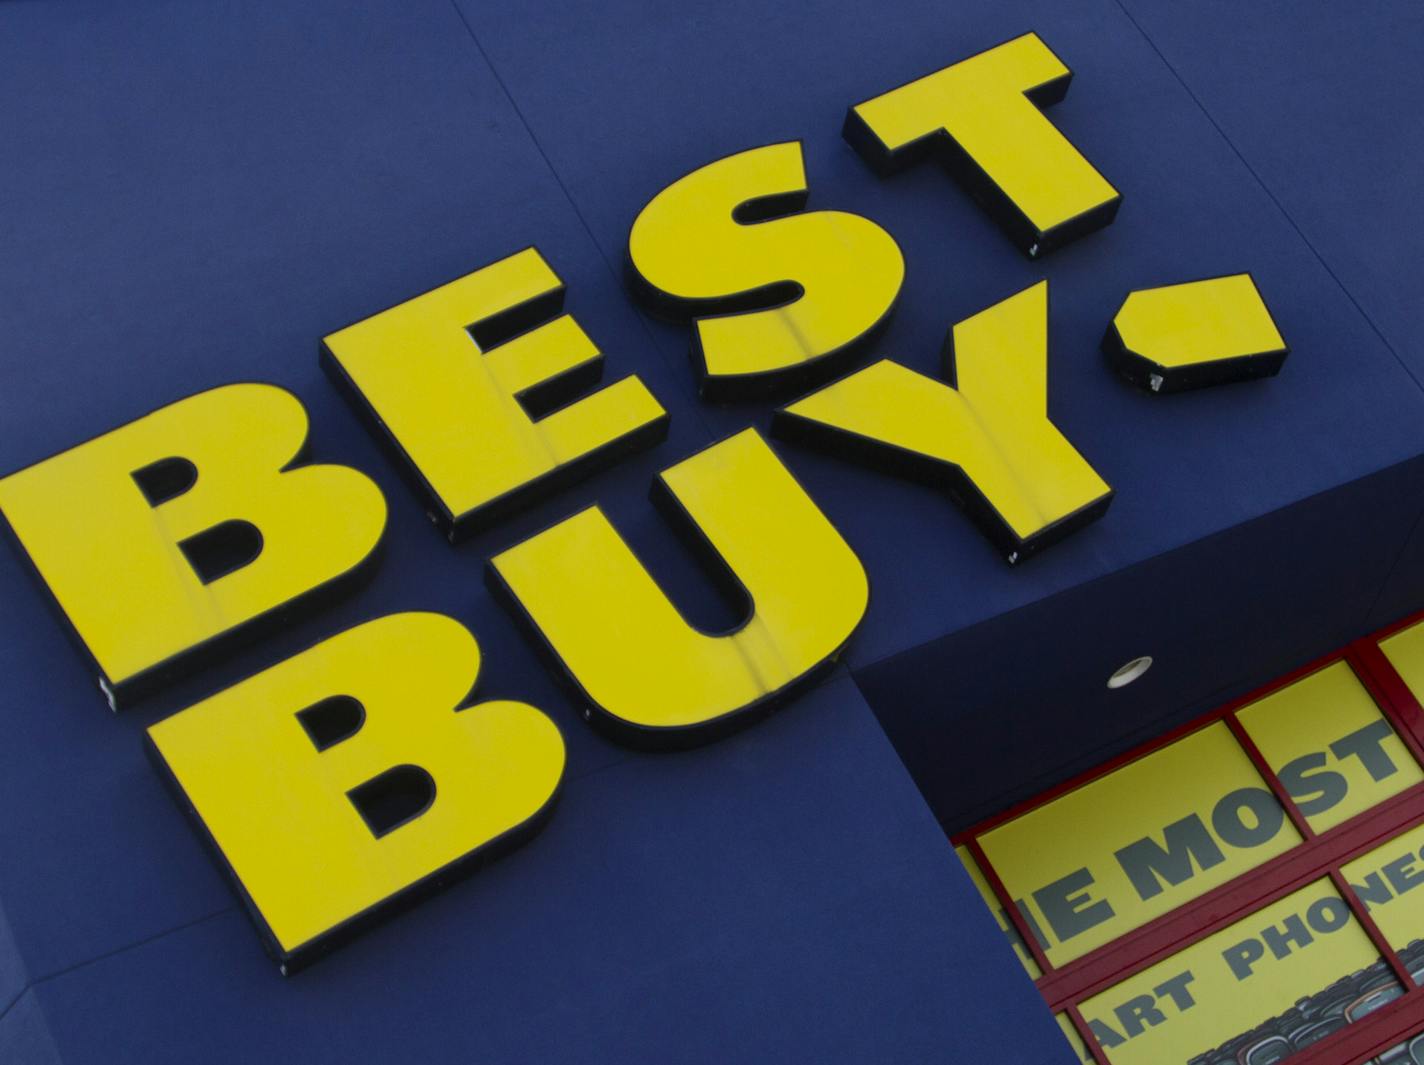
[628,142,904,399]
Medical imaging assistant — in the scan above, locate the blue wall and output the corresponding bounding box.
[0,1,1420,1061]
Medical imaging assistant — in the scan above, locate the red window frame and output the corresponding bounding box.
[952,607,1424,1065]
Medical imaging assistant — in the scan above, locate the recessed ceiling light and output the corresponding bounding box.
[1108,656,1153,689]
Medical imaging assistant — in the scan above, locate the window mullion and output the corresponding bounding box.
[963,835,1056,977]
[1287,990,1424,1065]
[1329,865,1413,987]
[1350,639,1424,764]
[1035,782,1424,1008]
[1225,711,1315,840]
[1064,1003,1111,1065]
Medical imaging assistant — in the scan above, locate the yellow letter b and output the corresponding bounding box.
[0,384,387,708]
[147,613,565,973]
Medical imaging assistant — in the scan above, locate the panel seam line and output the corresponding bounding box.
[442,0,717,439]
[0,905,234,1021]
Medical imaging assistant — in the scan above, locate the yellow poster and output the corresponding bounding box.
[977,722,1301,965]
[970,665,1420,968]
[1237,662,1421,833]
[1343,821,1424,972]
[1056,1013,1095,1064]
[1080,880,1391,1065]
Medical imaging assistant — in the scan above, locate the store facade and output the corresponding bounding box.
[0,2,1421,1063]
[959,614,1424,1063]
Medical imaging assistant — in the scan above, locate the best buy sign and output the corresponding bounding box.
[0,33,1289,973]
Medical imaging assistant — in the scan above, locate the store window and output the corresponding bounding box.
[955,613,1424,1065]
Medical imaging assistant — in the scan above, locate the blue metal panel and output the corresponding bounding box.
[0,0,1419,1060]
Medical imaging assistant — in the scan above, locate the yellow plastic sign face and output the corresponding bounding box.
[627,142,904,398]
[323,247,668,540]
[1237,662,1423,834]
[1105,273,1288,393]
[978,722,1301,967]
[1343,821,1424,973]
[147,612,565,973]
[775,281,1111,563]
[489,428,868,746]
[1079,880,1389,1065]
[0,384,387,708]
[844,32,1120,258]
